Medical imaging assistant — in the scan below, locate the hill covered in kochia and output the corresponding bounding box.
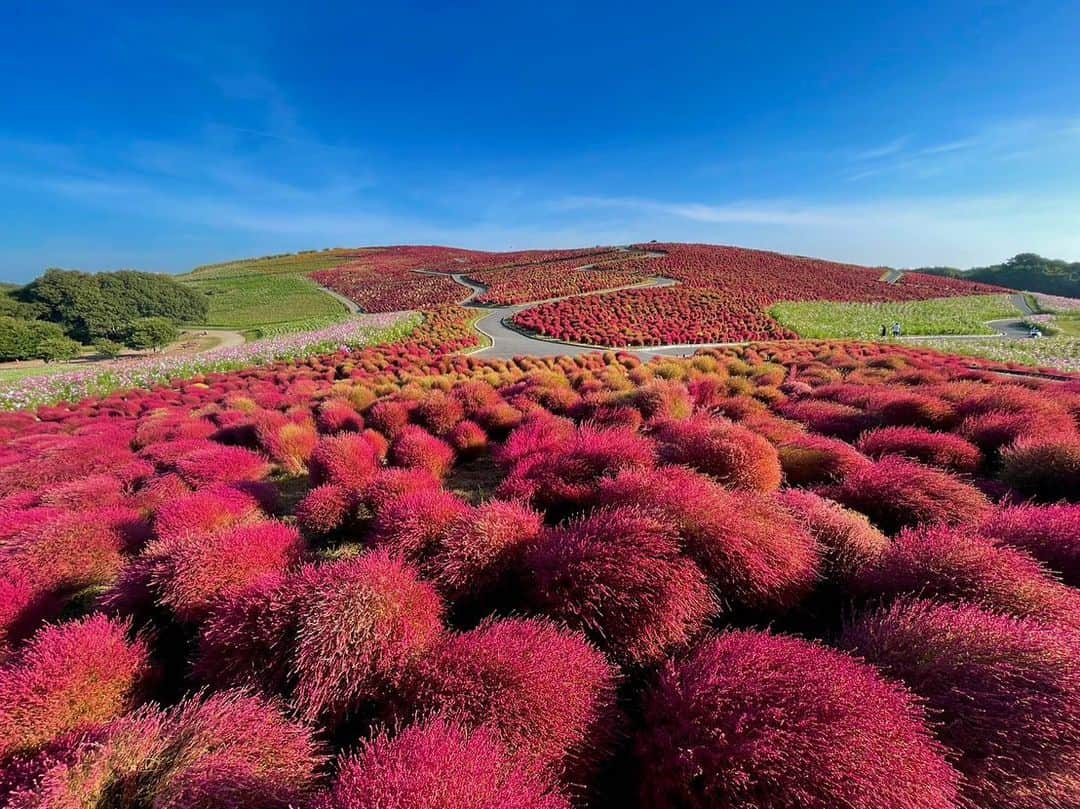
[914,254,1080,298]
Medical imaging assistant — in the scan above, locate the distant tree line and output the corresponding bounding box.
[913,254,1080,298]
[0,269,208,362]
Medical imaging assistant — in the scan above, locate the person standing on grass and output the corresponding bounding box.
[880,324,887,338]
[892,322,902,337]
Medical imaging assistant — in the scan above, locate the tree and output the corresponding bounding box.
[93,338,126,359]
[123,317,179,351]
[0,317,67,361]
[35,336,82,363]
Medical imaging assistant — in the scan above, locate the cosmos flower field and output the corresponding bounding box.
[1,244,1078,808]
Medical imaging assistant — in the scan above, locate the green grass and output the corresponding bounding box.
[769,294,1023,339]
[919,336,1080,374]
[180,267,351,335]
[186,249,366,279]
[0,363,82,383]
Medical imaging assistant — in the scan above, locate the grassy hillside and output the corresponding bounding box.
[179,249,363,337]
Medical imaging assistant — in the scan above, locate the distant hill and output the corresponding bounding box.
[913,254,1080,298]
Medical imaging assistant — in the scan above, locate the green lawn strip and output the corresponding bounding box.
[181,272,349,332]
[769,294,1022,339]
[917,336,1080,373]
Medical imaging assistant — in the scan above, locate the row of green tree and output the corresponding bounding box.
[0,269,207,362]
[914,253,1080,298]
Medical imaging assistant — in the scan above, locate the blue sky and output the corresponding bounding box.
[2,1,1079,281]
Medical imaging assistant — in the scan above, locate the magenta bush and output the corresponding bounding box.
[841,599,1080,809]
[825,455,990,534]
[524,507,714,666]
[980,503,1080,585]
[857,426,982,472]
[405,618,618,773]
[652,414,783,491]
[368,488,471,564]
[777,489,889,582]
[390,425,456,478]
[317,719,568,809]
[776,433,870,486]
[637,630,959,809]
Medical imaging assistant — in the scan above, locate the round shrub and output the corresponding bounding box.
[858,426,982,473]
[869,392,955,428]
[497,423,655,507]
[776,433,870,486]
[307,433,381,494]
[856,525,1080,630]
[318,719,568,809]
[153,485,265,543]
[414,391,466,436]
[316,398,364,434]
[653,414,782,491]
[777,489,889,582]
[150,520,307,623]
[523,507,714,666]
[390,425,456,478]
[174,444,270,487]
[5,690,323,809]
[369,488,471,564]
[980,503,1080,585]
[426,499,544,600]
[289,553,445,724]
[254,413,319,475]
[825,456,990,534]
[365,399,412,440]
[637,630,959,809]
[597,467,820,611]
[999,435,1080,502]
[295,483,356,536]
[360,467,440,510]
[495,412,575,468]
[841,600,1080,809]
[405,618,617,773]
[777,399,876,441]
[448,419,488,456]
[0,616,152,758]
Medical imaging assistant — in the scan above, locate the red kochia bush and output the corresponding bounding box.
[777,489,889,582]
[173,444,270,486]
[307,433,381,494]
[369,489,471,563]
[497,423,655,507]
[776,433,870,486]
[390,425,456,478]
[0,616,152,758]
[293,553,446,723]
[637,630,959,809]
[153,484,265,543]
[998,435,1080,502]
[825,456,990,534]
[426,500,544,600]
[980,503,1080,585]
[5,690,323,809]
[295,483,356,535]
[405,618,618,773]
[316,398,364,434]
[856,525,1080,630]
[841,600,1080,809]
[652,414,782,491]
[523,507,714,666]
[318,719,569,809]
[596,467,820,611]
[858,426,982,472]
[149,521,307,623]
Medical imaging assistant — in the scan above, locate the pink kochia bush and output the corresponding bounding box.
[652,414,783,491]
[841,600,1080,809]
[998,435,1080,502]
[404,618,618,774]
[425,500,545,601]
[317,719,568,809]
[636,630,959,809]
[855,525,1080,630]
[497,422,654,507]
[523,507,714,666]
[390,425,456,478]
[198,552,444,726]
[0,616,152,758]
[825,455,991,534]
[980,503,1080,585]
[596,467,820,611]
[152,484,266,543]
[368,488,471,564]
[777,489,889,582]
[307,433,382,494]
[3,690,323,809]
[173,444,270,487]
[857,426,983,473]
[144,521,307,623]
[775,433,870,486]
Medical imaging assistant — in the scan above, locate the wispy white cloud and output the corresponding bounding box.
[851,136,910,161]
